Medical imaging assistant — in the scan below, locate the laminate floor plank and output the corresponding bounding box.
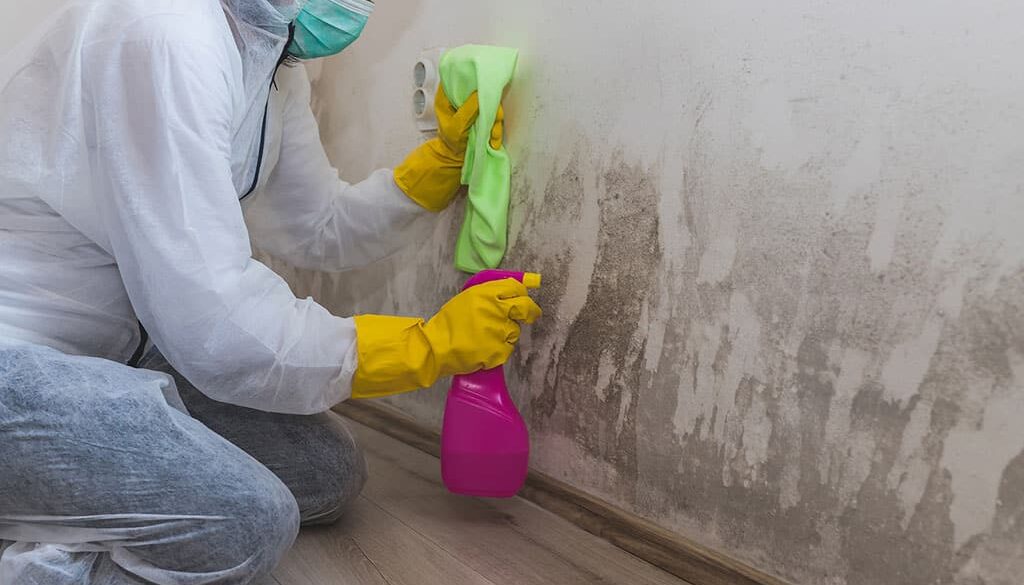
[349,417,693,585]
[273,501,390,585]
[271,414,690,585]
[274,495,494,585]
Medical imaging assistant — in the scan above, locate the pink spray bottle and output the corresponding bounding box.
[441,269,541,498]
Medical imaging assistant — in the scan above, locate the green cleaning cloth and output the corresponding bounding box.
[439,45,519,273]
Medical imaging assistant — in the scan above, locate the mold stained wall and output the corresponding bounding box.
[264,1,1024,583]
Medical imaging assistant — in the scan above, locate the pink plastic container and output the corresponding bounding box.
[441,269,541,498]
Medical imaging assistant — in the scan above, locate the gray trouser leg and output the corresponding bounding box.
[0,344,300,585]
[137,348,368,526]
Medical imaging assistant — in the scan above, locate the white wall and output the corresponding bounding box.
[288,1,1024,584]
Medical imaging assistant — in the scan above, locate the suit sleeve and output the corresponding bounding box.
[86,22,359,414]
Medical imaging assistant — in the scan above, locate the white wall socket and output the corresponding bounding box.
[413,47,446,133]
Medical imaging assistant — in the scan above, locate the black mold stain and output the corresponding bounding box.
[525,155,662,493]
[632,148,1024,585]
[479,138,1023,584]
[506,155,585,400]
[506,154,584,317]
[955,446,1024,584]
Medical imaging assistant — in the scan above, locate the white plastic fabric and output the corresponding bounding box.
[0,0,433,414]
[221,0,300,196]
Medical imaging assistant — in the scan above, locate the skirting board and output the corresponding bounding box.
[334,400,792,585]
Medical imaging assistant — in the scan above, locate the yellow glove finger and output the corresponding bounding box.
[489,277,528,298]
[435,84,479,142]
[434,81,457,117]
[505,322,522,345]
[434,85,480,154]
[450,90,481,133]
[485,279,542,324]
[506,296,542,325]
[489,104,505,150]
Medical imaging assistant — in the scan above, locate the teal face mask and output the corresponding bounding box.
[289,0,373,60]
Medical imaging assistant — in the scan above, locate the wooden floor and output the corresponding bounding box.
[257,417,692,585]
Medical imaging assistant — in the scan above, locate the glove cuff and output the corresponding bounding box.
[394,139,465,212]
[351,314,440,399]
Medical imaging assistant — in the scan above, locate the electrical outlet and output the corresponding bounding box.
[413,47,446,133]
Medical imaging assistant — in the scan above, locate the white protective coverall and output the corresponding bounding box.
[0,0,435,583]
[0,0,432,416]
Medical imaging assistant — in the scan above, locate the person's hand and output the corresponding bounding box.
[394,85,505,212]
[424,277,538,374]
[350,279,540,399]
[435,85,480,158]
[434,86,505,155]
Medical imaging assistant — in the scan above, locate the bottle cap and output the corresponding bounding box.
[523,272,542,289]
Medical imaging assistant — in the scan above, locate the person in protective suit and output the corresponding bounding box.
[0,0,540,582]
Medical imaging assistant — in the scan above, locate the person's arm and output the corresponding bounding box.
[244,65,434,272]
[246,65,502,271]
[85,21,357,414]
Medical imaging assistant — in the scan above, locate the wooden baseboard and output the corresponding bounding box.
[334,400,791,585]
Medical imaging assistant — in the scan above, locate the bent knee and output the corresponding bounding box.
[199,474,300,577]
[104,474,299,583]
[298,418,368,525]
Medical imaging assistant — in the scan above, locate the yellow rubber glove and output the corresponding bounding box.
[351,279,540,399]
[394,84,505,212]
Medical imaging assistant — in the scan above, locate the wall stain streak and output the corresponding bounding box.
[296,4,1024,581]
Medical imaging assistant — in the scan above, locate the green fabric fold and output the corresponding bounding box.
[439,45,519,273]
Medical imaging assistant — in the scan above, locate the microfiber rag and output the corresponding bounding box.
[439,45,519,273]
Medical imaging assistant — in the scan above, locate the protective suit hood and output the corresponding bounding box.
[219,0,307,195]
[221,0,304,34]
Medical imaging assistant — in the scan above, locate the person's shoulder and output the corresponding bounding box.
[86,0,233,59]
